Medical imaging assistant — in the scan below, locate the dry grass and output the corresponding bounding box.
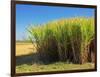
[16,42,36,56]
[16,62,94,73]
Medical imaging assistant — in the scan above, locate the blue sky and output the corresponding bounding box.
[16,4,95,40]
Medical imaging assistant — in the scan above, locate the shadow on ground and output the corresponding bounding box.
[16,53,39,66]
[16,52,59,66]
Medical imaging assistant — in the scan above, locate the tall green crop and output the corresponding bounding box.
[27,17,95,64]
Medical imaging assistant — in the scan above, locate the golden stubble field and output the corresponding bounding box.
[16,42,36,56]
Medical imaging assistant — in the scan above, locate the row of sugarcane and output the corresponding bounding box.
[27,17,95,64]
